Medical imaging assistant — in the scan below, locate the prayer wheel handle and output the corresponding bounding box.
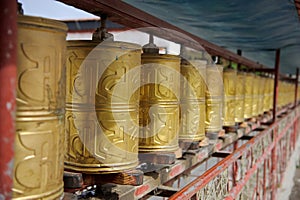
[92,14,114,41]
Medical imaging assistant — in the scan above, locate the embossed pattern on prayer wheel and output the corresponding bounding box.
[263,77,270,112]
[268,77,274,110]
[14,15,67,200]
[179,59,206,141]
[257,76,265,115]
[205,65,223,133]
[252,75,259,117]
[244,73,254,119]
[65,40,141,173]
[235,72,245,123]
[223,69,237,126]
[139,54,180,152]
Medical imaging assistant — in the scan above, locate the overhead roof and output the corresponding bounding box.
[123,0,300,74]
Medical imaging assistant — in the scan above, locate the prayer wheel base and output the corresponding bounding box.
[206,129,225,140]
[179,139,200,151]
[138,152,177,165]
[223,124,239,133]
[64,170,144,189]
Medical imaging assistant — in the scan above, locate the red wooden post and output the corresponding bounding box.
[0,0,17,199]
[271,49,280,200]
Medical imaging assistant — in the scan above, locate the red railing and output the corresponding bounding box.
[170,106,300,200]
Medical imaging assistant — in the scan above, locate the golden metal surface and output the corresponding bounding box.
[140,54,180,103]
[252,75,259,117]
[205,65,223,133]
[257,76,265,115]
[180,60,206,141]
[244,73,254,119]
[235,72,245,122]
[180,59,206,100]
[205,98,223,133]
[139,54,180,152]
[14,15,67,199]
[223,69,237,126]
[65,40,141,173]
[139,102,179,151]
[263,77,270,112]
[206,65,223,97]
[269,77,274,110]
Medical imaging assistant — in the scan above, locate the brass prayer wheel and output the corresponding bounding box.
[269,76,274,110]
[14,15,67,199]
[205,65,223,133]
[139,54,180,152]
[223,68,237,126]
[65,40,141,173]
[244,73,254,119]
[180,59,206,141]
[257,76,265,115]
[235,72,245,123]
[252,75,259,116]
[263,77,270,112]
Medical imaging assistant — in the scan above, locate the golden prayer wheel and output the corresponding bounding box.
[244,73,254,119]
[252,75,259,116]
[139,54,180,152]
[205,65,223,133]
[223,68,237,126]
[263,77,270,112]
[257,76,265,115]
[14,15,67,199]
[269,77,274,110]
[65,41,141,173]
[180,59,206,141]
[235,72,245,123]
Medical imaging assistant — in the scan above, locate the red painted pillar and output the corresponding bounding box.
[0,0,17,199]
[271,49,280,200]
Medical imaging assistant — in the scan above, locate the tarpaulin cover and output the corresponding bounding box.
[124,0,300,74]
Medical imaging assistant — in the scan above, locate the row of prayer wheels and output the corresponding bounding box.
[13,15,299,199]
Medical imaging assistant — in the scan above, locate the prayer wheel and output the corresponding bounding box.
[180,59,206,141]
[244,73,254,119]
[14,15,67,199]
[65,41,141,173]
[263,77,270,112]
[205,65,223,134]
[223,68,237,126]
[269,76,274,110]
[139,54,180,152]
[252,75,259,116]
[257,76,265,115]
[235,72,245,123]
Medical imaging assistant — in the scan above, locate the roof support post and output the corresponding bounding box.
[0,0,17,199]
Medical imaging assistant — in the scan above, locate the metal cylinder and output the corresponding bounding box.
[257,76,265,115]
[252,75,259,116]
[235,72,245,123]
[244,73,254,119]
[223,68,237,126]
[263,77,270,112]
[14,15,67,199]
[65,41,141,173]
[269,76,274,110]
[180,59,206,141]
[205,65,223,133]
[139,54,180,152]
